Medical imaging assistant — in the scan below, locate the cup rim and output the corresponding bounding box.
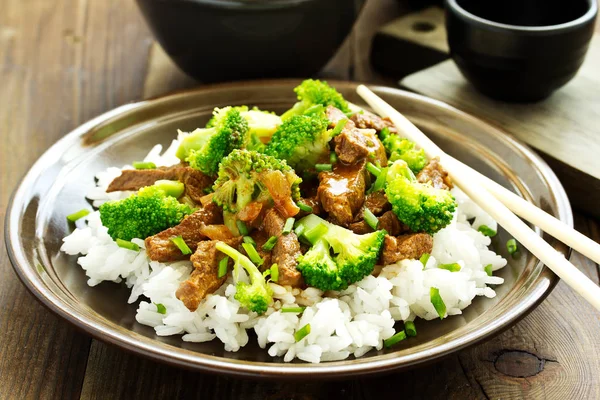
[445,0,598,33]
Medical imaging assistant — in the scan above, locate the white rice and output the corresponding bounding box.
[60,138,507,363]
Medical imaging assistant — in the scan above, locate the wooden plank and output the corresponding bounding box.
[0,0,153,397]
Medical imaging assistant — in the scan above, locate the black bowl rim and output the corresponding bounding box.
[139,0,318,10]
[445,0,598,34]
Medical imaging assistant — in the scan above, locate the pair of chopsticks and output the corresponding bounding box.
[356,85,600,312]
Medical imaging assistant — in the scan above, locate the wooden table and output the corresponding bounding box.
[1,1,599,398]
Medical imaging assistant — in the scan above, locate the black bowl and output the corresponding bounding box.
[445,0,597,102]
[136,0,365,83]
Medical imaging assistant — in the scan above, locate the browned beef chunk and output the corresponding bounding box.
[318,161,368,226]
[348,211,408,236]
[106,163,213,204]
[262,209,303,287]
[364,191,391,216]
[176,237,243,311]
[297,196,322,217]
[333,128,387,166]
[380,233,433,265]
[326,106,354,129]
[416,157,453,190]
[351,111,398,134]
[144,203,223,262]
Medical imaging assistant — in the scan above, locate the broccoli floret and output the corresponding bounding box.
[212,150,302,227]
[281,79,351,120]
[264,113,332,171]
[99,185,192,241]
[385,160,456,234]
[206,106,282,143]
[379,127,427,174]
[295,214,386,291]
[177,107,249,175]
[215,241,273,314]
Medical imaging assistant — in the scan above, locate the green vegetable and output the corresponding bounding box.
[236,220,249,236]
[132,161,156,170]
[153,180,185,198]
[262,236,278,251]
[116,238,140,252]
[281,79,351,120]
[281,306,305,313]
[366,162,382,177]
[419,253,430,267]
[242,242,263,266]
[99,185,192,241]
[506,238,518,255]
[363,208,379,231]
[478,225,497,237]
[154,303,167,314]
[177,107,249,175]
[294,323,311,342]
[331,119,349,136]
[385,160,456,234]
[484,264,493,276]
[294,224,306,238]
[216,242,273,314]
[283,217,295,235]
[297,201,313,213]
[379,127,427,174]
[270,263,279,282]
[384,330,407,348]
[218,256,229,278]
[243,236,256,246]
[439,263,461,272]
[67,209,90,222]
[295,214,386,291]
[315,164,332,172]
[170,236,192,255]
[430,287,446,319]
[404,321,417,337]
[329,151,338,164]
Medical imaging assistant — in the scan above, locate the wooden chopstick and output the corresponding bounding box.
[357,85,600,312]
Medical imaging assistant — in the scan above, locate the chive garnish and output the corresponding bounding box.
[419,253,430,267]
[242,242,263,266]
[66,209,90,222]
[116,238,140,252]
[364,209,379,230]
[133,161,156,170]
[294,323,311,342]
[297,201,313,213]
[315,163,333,172]
[330,151,338,164]
[430,287,446,320]
[282,217,295,235]
[439,263,461,272]
[366,162,382,177]
[368,166,388,193]
[304,223,328,244]
[506,239,518,256]
[484,264,493,276]
[262,236,278,251]
[270,263,279,282]
[243,236,256,246]
[478,225,497,237]
[404,321,417,337]
[218,256,229,278]
[331,119,349,136]
[154,303,166,314]
[236,220,249,236]
[384,330,407,348]
[262,269,271,279]
[170,236,192,255]
[281,306,305,313]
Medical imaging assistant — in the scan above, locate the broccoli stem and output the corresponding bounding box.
[215,242,262,282]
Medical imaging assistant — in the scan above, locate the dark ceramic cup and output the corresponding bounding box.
[136,0,365,83]
[445,0,597,102]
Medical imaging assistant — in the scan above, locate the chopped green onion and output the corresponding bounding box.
[154,180,184,198]
[478,225,497,237]
[218,256,229,278]
[262,269,271,279]
[384,330,407,348]
[439,263,461,272]
[506,239,518,256]
[297,201,313,213]
[154,303,166,314]
[281,306,305,313]
[243,236,256,246]
[404,321,417,337]
[315,164,333,172]
[262,236,278,251]
[242,242,263,266]
[294,224,306,237]
[331,119,349,136]
[304,223,328,244]
[368,166,388,193]
[270,263,279,282]
[236,220,249,236]
[116,238,140,252]
[484,264,493,276]
[133,161,156,170]
[430,287,446,320]
[294,323,311,342]
[364,209,379,231]
[282,217,295,235]
[330,151,338,164]
[170,236,192,255]
[420,253,430,267]
[366,162,382,177]
[66,209,90,222]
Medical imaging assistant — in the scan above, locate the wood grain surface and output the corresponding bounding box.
[1,0,599,399]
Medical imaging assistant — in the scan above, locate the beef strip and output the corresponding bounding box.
[333,128,387,166]
[144,203,223,262]
[262,209,303,287]
[380,233,433,265]
[416,157,453,190]
[348,211,408,236]
[176,237,243,311]
[106,163,213,204]
[351,111,398,134]
[318,160,368,226]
